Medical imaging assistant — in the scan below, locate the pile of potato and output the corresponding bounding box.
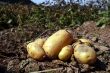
[26,29,97,64]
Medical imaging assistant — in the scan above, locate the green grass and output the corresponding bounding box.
[0,3,109,30]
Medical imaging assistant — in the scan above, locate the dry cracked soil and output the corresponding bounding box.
[0,21,110,73]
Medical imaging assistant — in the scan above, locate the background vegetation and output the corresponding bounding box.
[0,1,110,30]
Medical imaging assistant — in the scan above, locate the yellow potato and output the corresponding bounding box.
[74,44,97,64]
[34,38,47,47]
[58,45,73,61]
[43,29,73,59]
[79,38,92,46]
[72,41,81,48]
[27,42,46,61]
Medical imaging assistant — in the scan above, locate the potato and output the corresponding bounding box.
[43,29,73,59]
[72,41,80,48]
[74,44,97,64]
[34,38,47,47]
[27,42,46,61]
[79,38,92,46]
[58,45,73,61]
[72,38,91,48]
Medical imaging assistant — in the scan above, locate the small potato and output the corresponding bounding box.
[74,44,97,64]
[79,38,92,46]
[72,41,81,48]
[58,45,73,61]
[27,42,45,61]
[34,38,47,47]
[72,38,91,48]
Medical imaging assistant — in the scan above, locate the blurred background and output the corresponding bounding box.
[0,0,109,30]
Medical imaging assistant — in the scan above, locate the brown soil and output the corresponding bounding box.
[0,21,110,73]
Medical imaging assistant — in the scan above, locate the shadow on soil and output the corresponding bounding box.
[0,65,8,73]
[92,59,106,71]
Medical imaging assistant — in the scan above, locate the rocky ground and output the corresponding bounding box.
[0,21,110,73]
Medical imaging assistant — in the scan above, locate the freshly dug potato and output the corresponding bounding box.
[72,41,80,48]
[34,38,47,47]
[58,45,73,61]
[27,42,45,61]
[43,29,73,59]
[74,44,97,64]
[79,38,92,46]
[72,38,91,48]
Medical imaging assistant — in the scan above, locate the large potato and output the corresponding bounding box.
[27,42,46,61]
[34,38,46,47]
[58,45,73,61]
[74,44,97,64]
[43,29,73,59]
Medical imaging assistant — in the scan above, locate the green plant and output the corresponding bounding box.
[0,3,109,30]
[96,10,110,27]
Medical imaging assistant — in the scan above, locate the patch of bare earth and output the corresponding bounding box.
[0,21,110,73]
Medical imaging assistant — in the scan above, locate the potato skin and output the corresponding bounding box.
[43,29,73,59]
[58,45,73,61]
[74,44,97,64]
[27,42,45,61]
[34,38,46,47]
[79,38,92,46]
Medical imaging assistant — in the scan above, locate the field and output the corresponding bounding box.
[0,3,110,73]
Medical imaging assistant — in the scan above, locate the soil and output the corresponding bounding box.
[0,21,110,73]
